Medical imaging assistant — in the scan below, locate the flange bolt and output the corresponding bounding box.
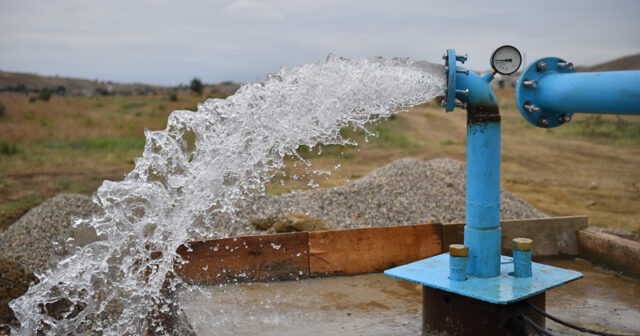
[523,103,541,113]
[456,89,469,97]
[456,54,468,63]
[539,117,550,127]
[523,80,538,89]
[536,61,548,72]
[454,102,468,109]
[558,61,574,70]
[558,114,572,123]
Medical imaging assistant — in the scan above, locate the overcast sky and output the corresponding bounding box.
[1,0,638,85]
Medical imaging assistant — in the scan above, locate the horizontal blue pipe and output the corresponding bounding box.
[537,71,640,115]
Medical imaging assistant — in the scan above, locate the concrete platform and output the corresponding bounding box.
[176,259,639,336]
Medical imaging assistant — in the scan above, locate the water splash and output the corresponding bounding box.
[10,55,445,335]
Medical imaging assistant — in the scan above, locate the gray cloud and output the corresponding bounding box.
[1,0,638,85]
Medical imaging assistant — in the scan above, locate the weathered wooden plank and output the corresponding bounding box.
[578,227,640,277]
[442,216,588,258]
[441,223,464,251]
[308,224,442,276]
[174,232,309,284]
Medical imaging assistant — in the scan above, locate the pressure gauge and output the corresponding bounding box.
[490,45,522,75]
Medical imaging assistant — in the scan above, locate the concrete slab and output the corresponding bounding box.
[176,259,639,336]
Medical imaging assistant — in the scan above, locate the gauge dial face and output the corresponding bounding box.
[490,45,522,75]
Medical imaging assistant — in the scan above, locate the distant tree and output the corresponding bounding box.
[38,88,52,102]
[93,87,110,96]
[190,78,203,95]
[168,92,178,102]
[53,85,66,96]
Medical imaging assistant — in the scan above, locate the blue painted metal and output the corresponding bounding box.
[444,49,457,112]
[384,254,583,305]
[513,249,532,278]
[516,57,640,128]
[452,62,503,278]
[449,255,468,281]
[441,49,503,278]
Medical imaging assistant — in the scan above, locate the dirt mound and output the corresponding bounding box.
[0,258,36,330]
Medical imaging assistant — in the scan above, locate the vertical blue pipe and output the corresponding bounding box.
[464,121,501,277]
[456,70,502,278]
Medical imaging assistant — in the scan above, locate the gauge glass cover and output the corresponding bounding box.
[491,45,522,75]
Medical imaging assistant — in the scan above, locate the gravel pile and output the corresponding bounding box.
[210,157,547,237]
[0,158,547,269]
[0,194,97,273]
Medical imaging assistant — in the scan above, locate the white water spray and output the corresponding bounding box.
[10,55,445,335]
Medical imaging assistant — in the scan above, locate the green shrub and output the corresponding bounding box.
[168,92,178,101]
[190,78,203,95]
[38,88,52,102]
[0,103,5,118]
[0,141,18,155]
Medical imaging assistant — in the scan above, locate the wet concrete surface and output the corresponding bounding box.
[178,259,639,335]
[545,259,640,335]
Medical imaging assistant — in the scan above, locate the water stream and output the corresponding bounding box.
[10,55,445,335]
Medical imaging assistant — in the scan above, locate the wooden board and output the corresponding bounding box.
[308,224,442,276]
[174,232,309,284]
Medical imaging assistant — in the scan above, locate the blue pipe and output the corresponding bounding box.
[513,249,532,278]
[449,255,468,281]
[446,55,502,278]
[516,57,640,128]
[536,71,640,115]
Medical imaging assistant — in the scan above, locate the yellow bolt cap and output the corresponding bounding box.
[449,244,469,257]
[513,238,533,251]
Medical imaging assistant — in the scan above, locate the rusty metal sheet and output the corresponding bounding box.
[423,286,545,336]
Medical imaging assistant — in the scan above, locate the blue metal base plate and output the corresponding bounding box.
[384,254,582,305]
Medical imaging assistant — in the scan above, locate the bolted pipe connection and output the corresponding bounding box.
[512,238,533,278]
[449,244,469,281]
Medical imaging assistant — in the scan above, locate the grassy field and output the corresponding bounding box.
[0,89,638,234]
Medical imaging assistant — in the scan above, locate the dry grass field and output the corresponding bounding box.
[0,89,638,234]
